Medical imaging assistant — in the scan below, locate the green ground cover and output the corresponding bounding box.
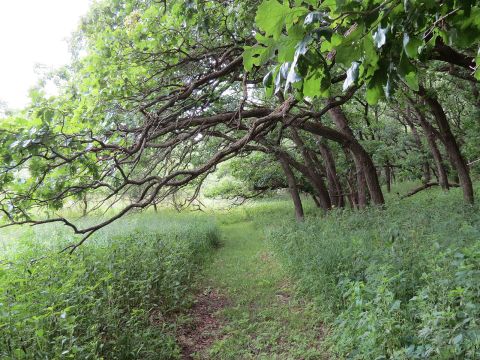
[1,183,479,359]
[0,212,219,359]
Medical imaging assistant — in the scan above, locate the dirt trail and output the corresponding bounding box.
[177,221,326,359]
[177,289,227,359]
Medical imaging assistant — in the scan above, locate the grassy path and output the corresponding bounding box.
[184,221,326,359]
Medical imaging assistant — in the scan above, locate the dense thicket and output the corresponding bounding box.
[0,213,219,359]
[264,185,480,359]
[0,0,479,243]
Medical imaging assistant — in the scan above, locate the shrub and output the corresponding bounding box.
[0,212,219,359]
[264,186,480,359]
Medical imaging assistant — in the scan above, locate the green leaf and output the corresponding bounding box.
[265,68,279,97]
[448,24,480,49]
[284,35,311,91]
[335,43,361,66]
[285,6,308,30]
[390,300,401,311]
[460,0,474,17]
[311,27,333,42]
[398,53,419,91]
[277,25,305,62]
[362,36,380,78]
[274,66,283,94]
[365,65,387,105]
[263,70,274,88]
[285,65,302,92]
[366,83,382,105]
[243,45,272,71]
[319,0,338,11]
[280,62,290,79]
[403,34,422,59]
[321,32,342,51]
[303,69,330,98]
[255,0,291,40]
[453,333,463,345]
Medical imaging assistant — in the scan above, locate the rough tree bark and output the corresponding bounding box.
[311,194,322,208]
[419,87,474,203]
[82,194,88,217]
[290,129,332,211]
[384,161,391,193]
[276,148,331,212]
[345,167,358,209]
[327,102,385,206]
[355,158,368,208]
[316,140,345,208]
[408,102,450,191]
[277,154,304,221]
[403,115,431,184]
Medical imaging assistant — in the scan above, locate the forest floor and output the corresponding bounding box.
[177,221,327,359]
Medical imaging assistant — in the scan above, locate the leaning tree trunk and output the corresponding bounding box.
[419,115,449,190]
[272,147,331,212]
[311,194,322,208]
[346,167,358,209]
[277,154,304,221]
[423,163,431,185]
[409,103,450,191]
[317,140,345,208]
[421,122,450,191]
[327,103,385,206]
[419,87,474,203]
[405,116,431,184]
[301,154,332,211]
[290,129,332,211]
[349,149,368,208]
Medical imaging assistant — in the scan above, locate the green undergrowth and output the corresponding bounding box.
[260,185,480,359]
[200,220,326,359]
[0,212,219,359]
[2,184,479,359]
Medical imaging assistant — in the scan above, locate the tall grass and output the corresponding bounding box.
[258,185,480,359]
[0,211,219,359]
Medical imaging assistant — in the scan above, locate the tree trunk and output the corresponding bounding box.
[419,87,474,203]
[327,103,385,206]
[346,168,358,209]
[352,153,368,208]
[311,194,321,208]
[290,129,332,211]
[82,194,88,217]
[423,163,431,185]
[273,147,330,212]
[384,162,391,193]
[404,115,431,184]
[317,140,345,208]
[277,154,304,221]
[423,125,450,191]
[409,103,450,190]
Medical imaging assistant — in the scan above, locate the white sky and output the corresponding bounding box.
[0,0,92,109]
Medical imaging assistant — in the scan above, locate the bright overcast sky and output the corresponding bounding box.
[0,0,92,109]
